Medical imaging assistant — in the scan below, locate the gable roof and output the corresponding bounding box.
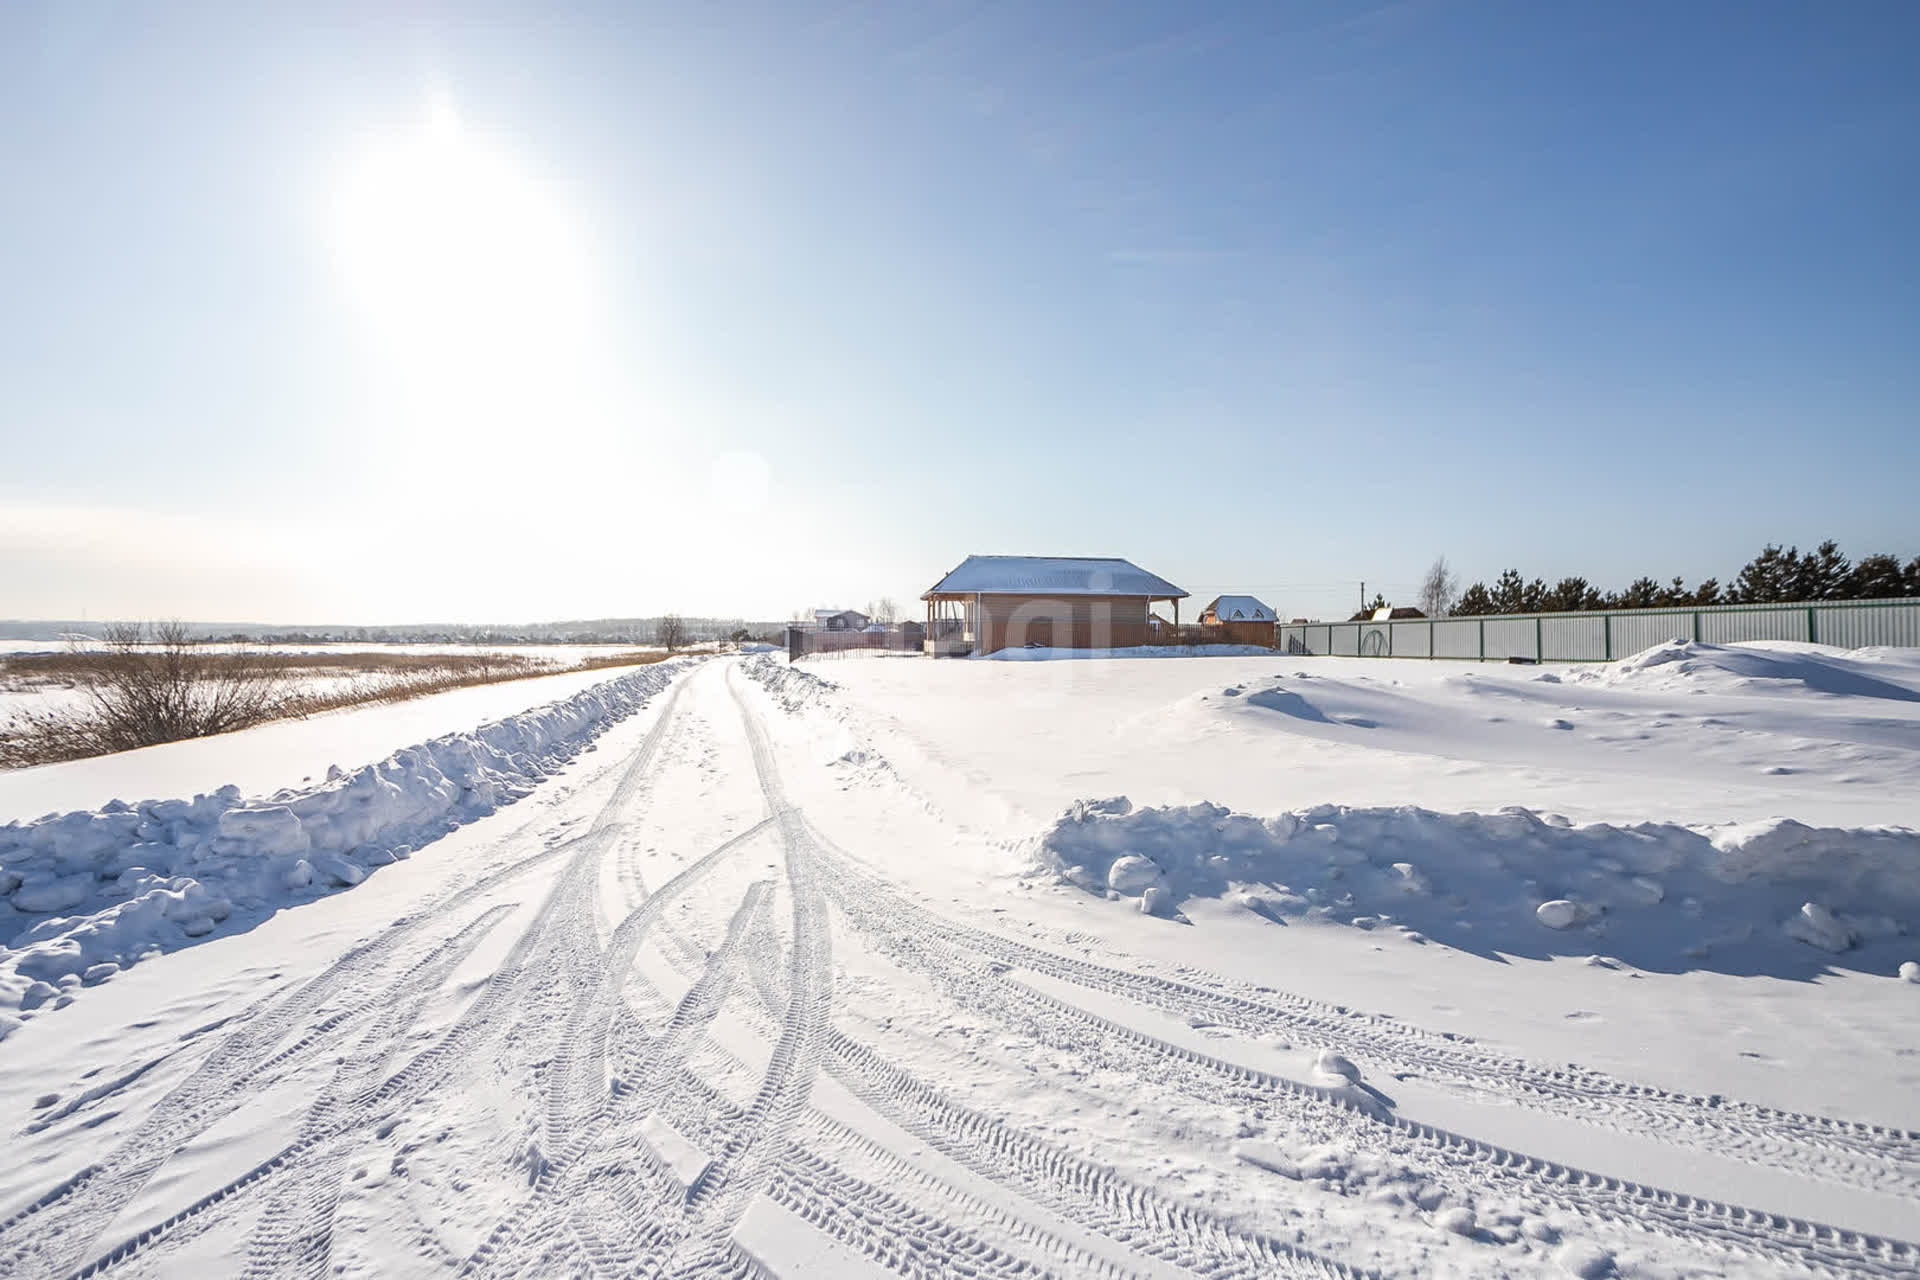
[922,555,1187,600]
[1203,594,1274,621]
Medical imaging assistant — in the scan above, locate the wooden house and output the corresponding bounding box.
[921,555,1187,656]
[1199,594,1277,647]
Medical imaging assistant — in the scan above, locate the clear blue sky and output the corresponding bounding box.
[3,1,1915,624]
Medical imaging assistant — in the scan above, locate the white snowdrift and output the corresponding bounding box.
[1040,797,1920,975]
[749,657,837,714]
[982,644,1277,661]
[1569,640,1920,702]
[0,660,691,1025]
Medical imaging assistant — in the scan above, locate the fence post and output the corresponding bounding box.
[1478,618,1486,662]
[1535,615,1543,661]
[1692,611,1701,643]
[1807,606,1818,645]
[1603,613,1611,661]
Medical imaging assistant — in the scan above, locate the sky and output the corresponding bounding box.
[2,0,1916,626]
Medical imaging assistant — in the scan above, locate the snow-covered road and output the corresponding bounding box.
[1,656,1916,1278]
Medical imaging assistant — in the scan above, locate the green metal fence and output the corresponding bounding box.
[1277,597,1920,662]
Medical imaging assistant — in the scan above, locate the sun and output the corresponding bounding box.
[329,96,592,372]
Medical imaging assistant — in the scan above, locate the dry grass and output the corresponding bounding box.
[0,639,671,770]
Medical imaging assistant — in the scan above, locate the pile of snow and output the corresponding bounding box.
[0,660,691,1025]
[982,644,1277,661]
[743,655,838,714]
[1040,797,1920,975]
[1569,641,1920,702]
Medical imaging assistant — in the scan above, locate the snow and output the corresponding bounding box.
[796,643,1920,828]
[1037,795,1920,976]
[638,1112,712,1193]
[923,553,1186,598]
[0,660,692,1016]
[1,645,1917,1279]
[1568,638,1920,702]
[0,663,653,823]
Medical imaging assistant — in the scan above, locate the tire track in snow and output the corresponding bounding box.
[461,876,772,1278]
[633,1047,1128,1280]
[805,829,1920,1199]
[976,912,1920,1193]
[723,666,1380,1280]
[810,838,1918,1277]
[55,905,517,1280]
[7,668,698,1279]
[4,884,540,1280]
[735,654,1920,1194]
[236,902,518,1280]
[640,667,835,1278]
[447,814,774,1276]
[734,906,1368,1280]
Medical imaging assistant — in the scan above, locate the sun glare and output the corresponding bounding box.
[331,99,593,372]
[326,95,616,513]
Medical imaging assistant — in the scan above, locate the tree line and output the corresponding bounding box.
[1423,542,1920,618]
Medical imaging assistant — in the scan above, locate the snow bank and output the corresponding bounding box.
[1569,640,1920,702]
[0,660,692,1021]
[744,656,838,714]
[982,644,1277,661]
[1040,797,1920,974]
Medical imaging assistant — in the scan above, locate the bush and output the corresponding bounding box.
[2,622,291,766]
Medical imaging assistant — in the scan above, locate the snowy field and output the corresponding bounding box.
[0,640,667,660]
[0,642,667,728]
[0,645,1916,1278]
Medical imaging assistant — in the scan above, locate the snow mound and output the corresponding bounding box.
[1570,640,1920,702]
[0,660,691,1018]
[981,644,1277,661]
[742,654,837,713]
[1039,797,1920,975]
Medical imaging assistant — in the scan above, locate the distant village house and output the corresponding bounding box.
[1198,594,1277,647]
[812,609,871,632]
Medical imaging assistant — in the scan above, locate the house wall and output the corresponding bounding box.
[1218,619,1275,648]
[975,594,1151,653]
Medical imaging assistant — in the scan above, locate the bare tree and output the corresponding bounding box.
[2,621,290,765]
[866,596,899,625]
[654,614,689,652]
[1418,555,1458,618]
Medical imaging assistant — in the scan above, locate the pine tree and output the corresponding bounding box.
[1543,577,1602,612]
[1792,540,1851,600]
[1454,583,1495,616]
[1732,545,1797,603]
[1491,569,1526,614]
[1847,554,1905,598]
[1615,576,1664,610]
